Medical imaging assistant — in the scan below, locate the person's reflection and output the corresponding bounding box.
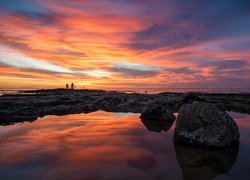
[141,119,174,132]
[174,142,239,180]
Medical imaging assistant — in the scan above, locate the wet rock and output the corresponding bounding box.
[182,93,206,104]
[0,89,249,125]
[174,101,240,148]
[140,101,175,121]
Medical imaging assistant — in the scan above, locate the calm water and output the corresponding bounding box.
[0,111,249,180]
[1,88,250,95]
[112,88,250,94]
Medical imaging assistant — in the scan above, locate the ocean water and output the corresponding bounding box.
[0,89,36,96]
[113,88,250,94]
[0,111,249,179]
[1,88,250,95]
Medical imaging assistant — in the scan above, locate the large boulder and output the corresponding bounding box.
[182,93,207,104]
[139,101,175,121]
[174,101,239,148]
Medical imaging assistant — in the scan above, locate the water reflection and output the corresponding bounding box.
[0,111,249,179]
[174,143,239,180]
[141,119,174,132]
[0,111,181,179]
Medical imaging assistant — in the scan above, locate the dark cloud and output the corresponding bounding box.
[11,11,61,25]
[0,0,62,26]
[165,67,200,75]
[199,60,248,69]
[126,23,197,50]
[209,69,250,76]
[216,40,250,52]
[125,0,250,51]
[0,0,45,13]
[109,67,160,77]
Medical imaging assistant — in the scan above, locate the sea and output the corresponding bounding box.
[1,88,250,96]
[112,88,250,94]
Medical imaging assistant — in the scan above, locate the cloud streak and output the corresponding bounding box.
[0,0,249,89]
[0,45,73,74]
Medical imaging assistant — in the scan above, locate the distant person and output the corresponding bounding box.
[66,83,69,89]
[71,83,75,90]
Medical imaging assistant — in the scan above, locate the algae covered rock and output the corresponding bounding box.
[174,101,239,148]
[140,101,175,121]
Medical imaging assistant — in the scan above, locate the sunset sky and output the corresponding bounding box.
[0,0,249,89]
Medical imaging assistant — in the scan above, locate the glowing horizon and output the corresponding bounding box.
[0,0,249,89]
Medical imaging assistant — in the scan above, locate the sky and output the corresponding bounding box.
[0,0,250,89]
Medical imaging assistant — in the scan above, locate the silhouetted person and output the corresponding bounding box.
[71,83,75,90]
[66,83,69,89]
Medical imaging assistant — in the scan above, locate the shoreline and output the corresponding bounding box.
[1,87,250,94]
[0,89,250,125]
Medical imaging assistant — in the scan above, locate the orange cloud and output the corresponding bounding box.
[0,0,249,89]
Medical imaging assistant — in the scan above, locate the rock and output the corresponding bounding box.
[182,93,206,104]
[139,101,175,121]
[1,89,249,125]
[174,101,240,148]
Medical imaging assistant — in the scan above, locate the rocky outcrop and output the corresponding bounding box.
[174,101,240,148]
[0,89,249,125]
[139,101,175,121]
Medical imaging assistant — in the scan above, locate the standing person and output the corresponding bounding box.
[66,83,69,89]
[71,83,75,90]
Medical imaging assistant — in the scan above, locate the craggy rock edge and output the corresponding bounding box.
[0,89,249,125]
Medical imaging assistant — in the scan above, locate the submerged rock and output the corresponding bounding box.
[139,101,175,121]
[174,101,239,148]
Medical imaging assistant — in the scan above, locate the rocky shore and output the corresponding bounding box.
[0,89,249,125]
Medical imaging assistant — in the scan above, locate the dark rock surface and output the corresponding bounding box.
[0,89,249,125]
[174,101,240,148]
[182,93,207,104]
[139,101,175,121]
